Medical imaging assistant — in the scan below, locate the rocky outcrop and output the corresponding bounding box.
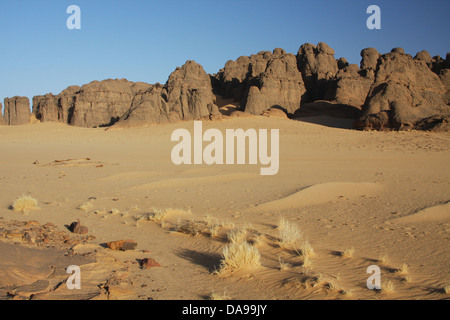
[165,60,216,120]
[0,103,4,125]
[33,86,81,124]
[70,79,135,127]
[3,97,31,125]
[214,48,306,115]
[356,50,449,130]
[2,43,447,132]
[115,84,170,127]
[32,61,218,128]
[326,63,373,109]
[116,61,217,127]
[296,42,338,102]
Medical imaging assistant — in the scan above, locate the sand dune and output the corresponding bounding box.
[248,182,382,212]
[393,202,450,224]
[130,173,258,190]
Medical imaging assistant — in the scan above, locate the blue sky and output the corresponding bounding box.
[1,0,449,111]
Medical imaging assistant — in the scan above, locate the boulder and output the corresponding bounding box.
[360,47,381,78]
[337,57,349,70]
[414,114,450,132]
[139,258,161,269]
[106,240,137,251]
[0,103,3,125]
[414,50,432,67]
[297,42,338,101]
[391,47,405,54]
[68,220,88,235]
[3,97,31,125]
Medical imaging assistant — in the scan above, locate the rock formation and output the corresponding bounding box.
[32,61,218,128]
[0,103,4,125]
[213,48,307,116]
[0,42,447,132]
[296,42,338,102]
[356,50,449,130]
[3,97,31,125]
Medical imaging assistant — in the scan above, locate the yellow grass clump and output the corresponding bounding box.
[78,201,94,212]
[381,280,395,294]
[216,241,261,274]
[341,248,355,258]
[210,291,232,300]
[277,217,302,249]
[12,195,39,214]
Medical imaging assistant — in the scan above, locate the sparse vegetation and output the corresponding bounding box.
[396,263,409,275]
[78,201,94,212]
[379,254,389,264]
[300,240,315,258]
[227,228,248,244]
[216,241,262,274]
[278,256,291,271]
[444,285,450,295]
[12,195,39,214]
[277,217,302,249]
[341,248,355,258]
[381,280,395,294]
[210,290,232,300]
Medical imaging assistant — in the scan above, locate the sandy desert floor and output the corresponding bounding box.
[0,116,449,300]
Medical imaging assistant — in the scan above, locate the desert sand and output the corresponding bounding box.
[0,116,449,300]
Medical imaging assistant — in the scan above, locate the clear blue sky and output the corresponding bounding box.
[1,0,449,111]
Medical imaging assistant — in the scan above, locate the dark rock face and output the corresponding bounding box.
[3,97,31,125]
[296,42,338,102]
[356,51,449,130]
[214,48,307,115]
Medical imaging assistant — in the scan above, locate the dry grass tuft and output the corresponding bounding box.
[300,241,315,259]
[396,263,409,275]
[278,256,291,271]
[444,285,450,295]
[341,248,355,258]
[209,291,232,300]
[277,217,302,249]
[216,241,261,274]
[78,201,94,212]
[381,280,395,294]
[227,228,248,244]
[284,274,324,290]
[12,195,39,214]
